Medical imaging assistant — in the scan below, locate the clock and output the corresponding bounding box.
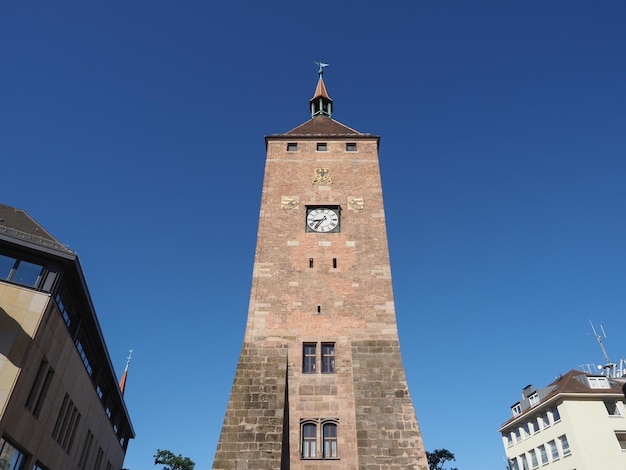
[306,207,340,233]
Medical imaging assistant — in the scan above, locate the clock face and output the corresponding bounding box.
[307,208,340,233]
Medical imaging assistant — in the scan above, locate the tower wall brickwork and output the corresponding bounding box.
[213,77,427,470]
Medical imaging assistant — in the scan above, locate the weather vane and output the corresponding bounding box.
[314,61,329,76]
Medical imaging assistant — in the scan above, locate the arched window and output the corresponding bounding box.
[323,422,337,458]
[302,422,317,458]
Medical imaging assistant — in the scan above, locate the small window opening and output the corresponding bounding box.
[317,143,327,151]
[332,258,337,269]
[346,143,357,152]
[287,143,298,151]
[309,258,314,268]
[317,305,321,314]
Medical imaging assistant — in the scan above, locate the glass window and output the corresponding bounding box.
[12,260,43,287]
[323,423,337,458]
[533,415,541,433]
[538,445,548,465]
[509,458,519,470]
[0,437,27,470]
[520,454,528,470]
[529,393,540,406]
[616,432,626,450]
[522,422,530,438]
[316,143,327,151]
[514,427,521,443]
[287,143,297,151]
[541,412,550,428]
[528,449,538,469]
[559,434,570,456]
[346,143,357,152]
[588,376,610,389]
[0,254,17,279]
[551,406,561,422]
[321,343,335,373]
[512,403,522,416]
[302,423,316,458]
[604,400,622,416]
[303,344,316,373]
[548,440,559,460]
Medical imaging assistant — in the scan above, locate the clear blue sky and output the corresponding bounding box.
[2,2,625,469]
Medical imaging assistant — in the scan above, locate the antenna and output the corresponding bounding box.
[589,320,615,375]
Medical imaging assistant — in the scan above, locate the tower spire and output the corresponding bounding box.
[118,349,133,395]
[310,61,332,118]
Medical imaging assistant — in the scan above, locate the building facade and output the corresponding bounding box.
[0,204,134,470]
[212,68,427,469]
[499,370,626,470]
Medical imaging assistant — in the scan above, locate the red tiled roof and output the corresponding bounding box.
[499,369,625,429]
[283,116,362,136]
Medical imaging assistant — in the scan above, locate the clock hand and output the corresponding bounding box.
[314,216,326,229]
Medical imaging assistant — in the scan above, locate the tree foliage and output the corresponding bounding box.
[426,448,458,470]
[154,449,195,470]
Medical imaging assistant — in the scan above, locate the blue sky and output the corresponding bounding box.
[2,2,626,469]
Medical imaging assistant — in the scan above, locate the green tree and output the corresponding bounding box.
[154,449,195,470]
[426,448,458,470]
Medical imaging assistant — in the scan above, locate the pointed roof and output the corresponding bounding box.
[285,115,361,136]
[0,203,72,253]
[311,74,331,102]
[119,349,133,395]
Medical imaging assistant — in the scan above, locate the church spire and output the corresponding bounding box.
[118,349,133,395]
[310,62,333,118]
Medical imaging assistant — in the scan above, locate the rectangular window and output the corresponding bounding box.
[0,254,17,279]
[616,432,626,450]
[332,258,337,269]
[33,463,49,470]
[323,423,338,458]
[514,427,521,443]
[540,412,550,428]
[78,430,94,469]
[550,406,561,423]
[528,449,538,469]
[505,432,513,447]
[548,440,559,460]
[321,343,335,373]
[345,143,357,152]
[316,143,327,151]
[302,423,316,458]
[287,143,298,151]
[26,360,54,419]
[0,437,28,470]
[522,422,530,438]
[528,393,540,406]
[512,403,522,416]
[519,454,528,470]
[509,458,519,470]
[11,260,43,287]
[538,445,548,465]
[559,434,570,456]
[588,376,610,389]
[52,394,81,454]
[93,447,103,470]
[303,344,316,373]
[605,400,622,416]
[309,258,314,268]
[533,415,541,433]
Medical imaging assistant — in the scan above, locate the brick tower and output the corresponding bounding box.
[212,65,427,470]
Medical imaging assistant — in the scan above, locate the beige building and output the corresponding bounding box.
[212,68,427,469]
[499,369,626,470]
[0,204,133,470]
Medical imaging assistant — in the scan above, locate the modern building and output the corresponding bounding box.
[212,66,428,469]
[0,204,134,470]
[499,369,626,470]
